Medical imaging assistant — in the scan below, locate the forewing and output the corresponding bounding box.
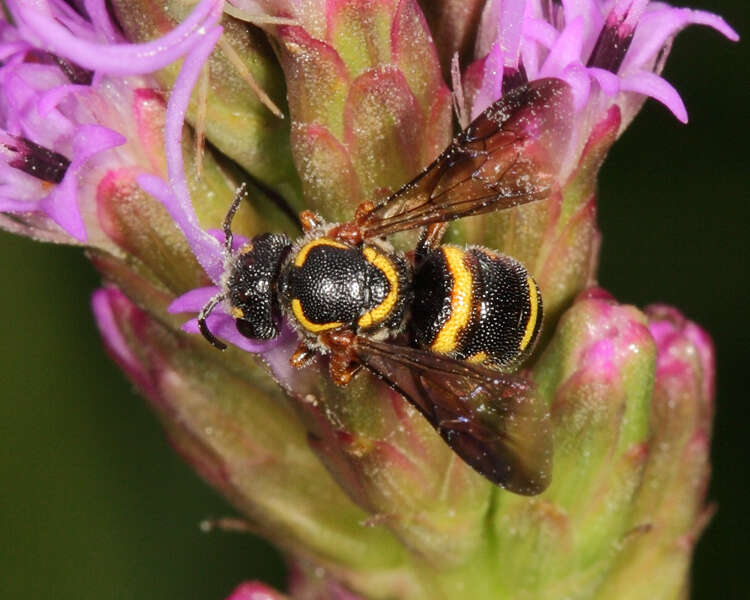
[358,78,573,239]
[355,338,553,495]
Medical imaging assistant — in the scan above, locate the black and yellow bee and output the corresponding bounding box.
[199,78,569,494]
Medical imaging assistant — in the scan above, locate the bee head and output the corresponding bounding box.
[198,232,292,350]
[226,232,292,341]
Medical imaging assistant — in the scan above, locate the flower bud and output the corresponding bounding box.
[486,290,656,595]
[266,0,452,222]
[92,285,408,581]
[597,305,715,599]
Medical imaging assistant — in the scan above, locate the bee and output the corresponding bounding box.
[198,78,570,494]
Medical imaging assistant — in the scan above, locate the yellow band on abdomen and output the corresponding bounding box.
[519,276,539,351]
[431,247,473,354]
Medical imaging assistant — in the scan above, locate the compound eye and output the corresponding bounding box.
[236,318,278,341]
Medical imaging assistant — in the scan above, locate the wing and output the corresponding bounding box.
[357,78,573,240]
[354,337,553,495]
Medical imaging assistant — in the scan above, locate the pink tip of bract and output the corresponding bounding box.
[225,581,286,600]
[91,286,154,394]
[646,304,715,402]
[576,287,616,302]
[581,338,616,380]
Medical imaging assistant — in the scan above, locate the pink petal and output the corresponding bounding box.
[497,0,526,68]
[619,70,687,123]
[561,62,591,111]
[139,24,226,282]
[82,0,119,42]
[36,83,90,116]
[540,16,585,77]
[42,124,125,241]
[622,7,739,74]
[12,0,224,75]
[182,314,280,354]
[471,41,504,120]
[168,286,221,314]
[587,66,621,96]
[562,0,605,45]
[523,17,559,50]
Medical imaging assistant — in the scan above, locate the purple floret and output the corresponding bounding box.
[0,54,125,241]
[0,0,225,242]
[137,26,226,283]
[9,0,224,75]
[134,21,279,353]
[473,0,738,123]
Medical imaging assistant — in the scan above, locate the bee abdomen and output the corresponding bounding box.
[412,246,542,368]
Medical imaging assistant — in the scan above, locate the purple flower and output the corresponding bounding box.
[0,43,125,241]
[0,0,223,242]
[471,0,737,122]
[463,0,738,187]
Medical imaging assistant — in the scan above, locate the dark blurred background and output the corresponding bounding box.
[0,1,746,598]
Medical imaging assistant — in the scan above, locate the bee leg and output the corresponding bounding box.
[299,210,323,232]
[320,330,361,386]
[290,341,316,368]
[328,222,363,245]
[329,353,362,386]
[353,201,375,223]
[416,222,449,259]
[327,201,374,245]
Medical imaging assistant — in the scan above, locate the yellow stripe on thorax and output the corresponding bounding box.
[431,247,473,354]
[358,247,399,329]
[294,237,348,267]
[291,299,343,333]
[519,276,539,351]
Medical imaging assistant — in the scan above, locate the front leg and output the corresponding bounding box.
[290,341,316,368]
[327,200,374,245]
[320,329,361,386]
[299,210,324,232]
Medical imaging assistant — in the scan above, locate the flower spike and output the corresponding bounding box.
[0,1,737,597]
